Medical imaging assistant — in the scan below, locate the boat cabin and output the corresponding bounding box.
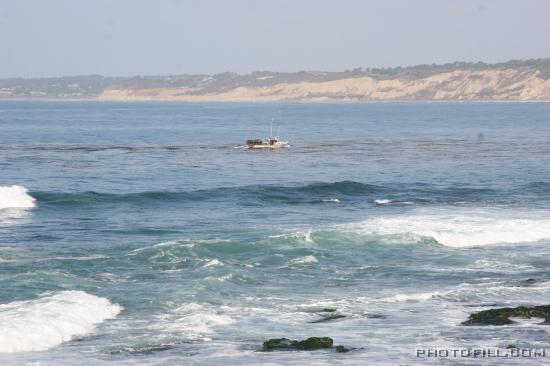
[247,139,263,146]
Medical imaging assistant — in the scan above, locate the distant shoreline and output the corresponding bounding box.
[2,58,550,101]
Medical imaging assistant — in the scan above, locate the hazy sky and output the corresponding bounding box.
[1,0,549,77]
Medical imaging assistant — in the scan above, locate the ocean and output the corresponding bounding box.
[1,101,550,365]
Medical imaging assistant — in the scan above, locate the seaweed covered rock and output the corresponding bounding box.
[296,337,333,350]
[462,305,550,326]
[263,338,299,350]
[263,337,342,351]
[335,345,351,353]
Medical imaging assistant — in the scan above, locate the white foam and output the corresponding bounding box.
[270,230,313,243]
[374,199,392,205]
[129,238,232,255]
[379,292,436,302]
[0,291,122,353]
[0,185,36,210]
[472,259,535,271]
[217,273,233,282]
[289,255,318,265]
[152,303,234,340]
[339,208,550,247]
[203,258,223,268]
[438,281,550,304]
[323,198,340,203]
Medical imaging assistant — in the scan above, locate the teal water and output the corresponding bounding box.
[1,101,550,365]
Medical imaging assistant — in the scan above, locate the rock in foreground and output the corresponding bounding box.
[462,305,550,326]
[262,337,350,352]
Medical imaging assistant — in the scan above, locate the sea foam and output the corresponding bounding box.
[203,258,223,267]
[339,208,550,247]
[379,292,437,302]
[0,185,36,210]
[0,291,122,353]
[151,302,234,341]
[289,255,318,265]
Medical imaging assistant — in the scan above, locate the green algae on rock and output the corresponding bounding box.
[462,305,550,326]
[262,338,299,350]
[335,345,351,353]
[262,337,343,351]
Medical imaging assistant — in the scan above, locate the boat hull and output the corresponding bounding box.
[248,142,289,149]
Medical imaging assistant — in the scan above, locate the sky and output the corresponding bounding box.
[1,0,549,78]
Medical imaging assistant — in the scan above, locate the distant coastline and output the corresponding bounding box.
[2,58,550,102]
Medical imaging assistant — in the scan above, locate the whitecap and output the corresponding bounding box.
[289,255,318,265]
[374,199,392,205]
[323,198,340,203]
[0,185,36,210]
[129,238,231,255]
[203,258,223,268]
[337,208,550,247]
[0,291,122,353]
[269,230,314,243]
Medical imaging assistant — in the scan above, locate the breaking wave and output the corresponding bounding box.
[0,185,36,210]
[0,291,122,353]
[338,208,550,247]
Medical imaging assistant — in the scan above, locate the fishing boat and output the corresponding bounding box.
[246,122,289,149]
[246,136,289,149]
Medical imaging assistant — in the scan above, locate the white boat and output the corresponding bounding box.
[246,122,289,149]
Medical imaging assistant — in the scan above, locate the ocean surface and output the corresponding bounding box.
[1,101,550,365]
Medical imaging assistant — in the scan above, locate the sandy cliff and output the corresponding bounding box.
[99,69,550,102]
[3,60,550,101]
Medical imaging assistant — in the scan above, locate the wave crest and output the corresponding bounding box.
[0,185,36,210]
[0,291,122,353]
[338,209,550,247]
[29,181,550,208]
[33,181,381,207]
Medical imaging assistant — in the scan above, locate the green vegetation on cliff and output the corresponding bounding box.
[1,58,550,100]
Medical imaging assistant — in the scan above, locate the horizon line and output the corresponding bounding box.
[2,57,549,80]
